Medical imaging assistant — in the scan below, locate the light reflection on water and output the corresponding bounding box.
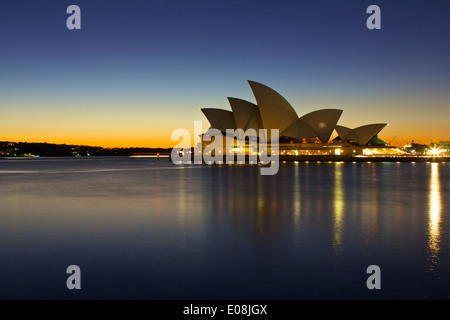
[0,158,449,299]
[332,162,344,256]
[428,163,441,272]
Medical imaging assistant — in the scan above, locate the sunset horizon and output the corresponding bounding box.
[1,88,448,149]
[1,1,449,151]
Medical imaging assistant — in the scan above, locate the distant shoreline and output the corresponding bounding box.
[0,141,171,157]
[175,154,450,163]
[2,140,449,163]
[276,155,450,163]
[1,155,449,163]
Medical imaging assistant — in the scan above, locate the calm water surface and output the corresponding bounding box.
[0,157,449,299]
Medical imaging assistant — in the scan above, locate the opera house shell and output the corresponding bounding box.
[200,81,402,156]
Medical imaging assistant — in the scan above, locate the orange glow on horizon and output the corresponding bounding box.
[1,89,448,149]
[1,99,448,149]
[1,132,448,149]
[0,135,178,149]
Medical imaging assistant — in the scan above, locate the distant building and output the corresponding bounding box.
[437,141,450,156]
[438,141,450,150]
[403,141,429,155]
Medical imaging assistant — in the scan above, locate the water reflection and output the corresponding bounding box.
[1,158,449,299]
[293,162,301,231]
[257,167,264,234]
[332,163,344,255]
[427,163,442,271]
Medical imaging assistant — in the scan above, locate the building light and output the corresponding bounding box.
[334,149,342,155]
[429,147,441,156]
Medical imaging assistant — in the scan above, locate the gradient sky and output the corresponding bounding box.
[1,0,449,147]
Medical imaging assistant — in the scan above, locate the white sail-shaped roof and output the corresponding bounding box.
[282,118,318,140]
[201,108,237,131]
[227,97,263,132]
[282,109,343,142]
[335,123,387,145]
[247,80,298,133]
[299,109,343,143]
[335,125,353,142]
[352,123,387,146]
[199,81,388,147]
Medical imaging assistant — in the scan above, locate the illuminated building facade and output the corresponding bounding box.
[200,81,404,157]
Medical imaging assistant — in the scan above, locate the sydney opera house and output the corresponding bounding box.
[200,81,406,157]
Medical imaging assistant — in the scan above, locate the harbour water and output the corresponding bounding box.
[0,157,449,299]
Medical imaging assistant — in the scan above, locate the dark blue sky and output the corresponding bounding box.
[1,0,449,146]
